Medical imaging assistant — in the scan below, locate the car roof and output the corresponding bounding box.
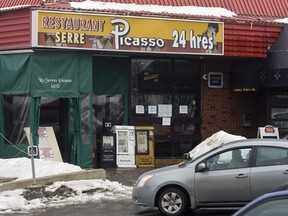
[188,138,288,162]
[260,190,288,199]
[220,138,288,149]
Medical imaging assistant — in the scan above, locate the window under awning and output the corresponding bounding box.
[229,59,264,91]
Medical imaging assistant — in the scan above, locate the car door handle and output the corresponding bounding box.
[284,170,288,174]
[236,174,248,178]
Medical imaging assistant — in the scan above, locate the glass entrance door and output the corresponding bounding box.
[130,58,201,158]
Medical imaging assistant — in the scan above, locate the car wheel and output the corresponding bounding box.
[158,187,188,216]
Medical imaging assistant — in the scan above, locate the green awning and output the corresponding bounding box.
[0,51,93,167]
[0,51,92,97]
[0,53,31,94]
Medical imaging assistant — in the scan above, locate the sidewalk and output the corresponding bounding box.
[0,169,106,192]
[105,167,156,186]
[0,167,157,192]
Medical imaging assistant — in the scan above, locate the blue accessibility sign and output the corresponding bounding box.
[28,146,38,156]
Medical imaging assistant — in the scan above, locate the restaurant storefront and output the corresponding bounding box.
[0,10,225,166]
[0,6,283,167]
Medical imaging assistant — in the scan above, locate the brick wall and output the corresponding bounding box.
[201,60,267,140]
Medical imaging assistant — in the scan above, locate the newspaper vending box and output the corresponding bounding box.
[100,135,116,167]
[111,125,136,168]
[135,126,155,167]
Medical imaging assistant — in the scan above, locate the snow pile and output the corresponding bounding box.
[189,130,246,159]
[0,158,82,181]
[0,179,132,214]
[0,158,132,214]
[70,1,237,17]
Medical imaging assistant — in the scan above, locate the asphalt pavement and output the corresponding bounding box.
[104,167,237,216]
[5,166,236,216]
[104,167,156,186]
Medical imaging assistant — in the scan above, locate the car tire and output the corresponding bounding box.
[157,187,188,216]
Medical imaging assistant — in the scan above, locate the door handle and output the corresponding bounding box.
[284,170,288,174]
[236,174,248,178]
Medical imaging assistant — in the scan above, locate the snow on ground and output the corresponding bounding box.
[0,179,132,214]
[0,130,242,214]
[0,158,132,214]
[0,158,82,180]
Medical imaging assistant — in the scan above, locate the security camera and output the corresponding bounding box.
[202,74,208,80]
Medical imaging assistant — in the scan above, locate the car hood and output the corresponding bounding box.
[138,164,181,179]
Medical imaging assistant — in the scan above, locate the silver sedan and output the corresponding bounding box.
[132,139,288,216]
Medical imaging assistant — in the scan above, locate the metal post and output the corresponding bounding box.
[30,133,36,185]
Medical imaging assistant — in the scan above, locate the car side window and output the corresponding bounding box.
[238,198,288,216]
[206,148,252,171]
[256,146,288,167]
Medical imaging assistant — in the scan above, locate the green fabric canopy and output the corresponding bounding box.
[0,51,92,96]
[93,56,129,124]
[0,51,93,167]
[0,53,31,94]
[31,51,92,97]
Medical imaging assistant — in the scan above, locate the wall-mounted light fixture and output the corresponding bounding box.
[202,74,208,80]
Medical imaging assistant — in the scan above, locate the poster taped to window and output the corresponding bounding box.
[136,131,149,154]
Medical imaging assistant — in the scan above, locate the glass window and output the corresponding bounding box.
[81,95,91,144]
[93,95,124,134]
[271,108,288,120]
[256,147,288,166]
[3,95,30,145]
[173,60,197,93]
[131,58,200,158]
[131,59,198,118]
[132,59,171,93]
[131,59,172,117]
[270,94,288,138]
[241,198,288,216]
[206,148,252,171]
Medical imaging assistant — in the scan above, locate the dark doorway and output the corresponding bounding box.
[39,98,70,162]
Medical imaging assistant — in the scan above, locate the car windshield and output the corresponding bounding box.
[179,146,221,166]
[241,198,288,216]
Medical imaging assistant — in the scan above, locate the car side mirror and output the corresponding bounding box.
[183,153,191,160]
[197,163,206,171]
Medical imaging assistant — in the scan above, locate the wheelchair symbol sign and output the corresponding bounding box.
[28,146,38,156]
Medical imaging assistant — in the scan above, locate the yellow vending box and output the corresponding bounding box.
[134,126,155,167]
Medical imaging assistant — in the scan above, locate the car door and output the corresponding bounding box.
[250,146,288,199]
[195,147,252,203]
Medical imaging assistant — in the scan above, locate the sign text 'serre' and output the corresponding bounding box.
[42,16,105,44]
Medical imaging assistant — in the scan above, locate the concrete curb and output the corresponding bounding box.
[0,169,106,192]
[0,177,17,183]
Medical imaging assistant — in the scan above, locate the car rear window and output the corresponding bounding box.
[256,147,288,166]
